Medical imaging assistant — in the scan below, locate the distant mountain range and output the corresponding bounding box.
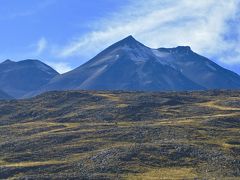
[1,35,240,99]
[0,59,59,98]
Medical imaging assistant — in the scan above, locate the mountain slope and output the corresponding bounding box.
[155,47,240,89]
[0,59,59,98]
[0,89,12,100]
[41,36,204,93]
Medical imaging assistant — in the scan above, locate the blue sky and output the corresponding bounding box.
[0,0,240,74]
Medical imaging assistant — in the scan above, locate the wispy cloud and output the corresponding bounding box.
[36,37,47,55]
[57,0,240,66]
[28,37,73,73]
[0,37,48,62]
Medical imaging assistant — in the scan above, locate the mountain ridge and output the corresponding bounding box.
[35,35,240,95]
[1,35,240,99]
[0,59,59,98]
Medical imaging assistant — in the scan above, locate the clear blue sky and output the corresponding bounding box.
[0,0,239,74]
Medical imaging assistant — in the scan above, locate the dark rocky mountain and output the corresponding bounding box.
[40,36,209,93]
[3,36,240,98]
[0,59,59,98]
[0,89,12,100]
[155,47,240,89]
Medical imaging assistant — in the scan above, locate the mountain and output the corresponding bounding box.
[10,36,240,97]
[0,59,59,98]
[155,47,240,89]
[40,36,207,93]
[0,89,12,100]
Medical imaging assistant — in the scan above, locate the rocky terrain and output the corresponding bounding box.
[0,90,240,179]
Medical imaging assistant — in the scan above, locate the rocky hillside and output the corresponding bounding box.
[0,90,239,179]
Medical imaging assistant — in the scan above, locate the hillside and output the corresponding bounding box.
[0,90,240,179]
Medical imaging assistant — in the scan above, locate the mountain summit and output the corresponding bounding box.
[154,46,240,89]
[114,35,142,47]
[4,36,240,98]
[0,59,59,98]
[39,36,207,93]
[36,36,240,94]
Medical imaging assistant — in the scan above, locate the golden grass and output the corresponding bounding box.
[195,134,240,150]
[116,103,129,108]
[96,93,121,101]
[116,121,135,127]
[26,122,80,138]
[82,104,105,110]
[0,160,65,167]
[199,101,240,111]
[63,141,134,163]
[126,167,197,180]
[1,92,240,178]
[153,119,196,126]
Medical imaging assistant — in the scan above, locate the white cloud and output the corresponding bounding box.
[0,37,48,62]
[36,37,47,55]
[47,62,72,74]
[57,0,240,66]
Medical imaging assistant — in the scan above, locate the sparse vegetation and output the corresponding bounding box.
[0,90,240,179]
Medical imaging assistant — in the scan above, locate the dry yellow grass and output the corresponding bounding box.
[0,160,65,167]
[1,91,240,179]
[126,167,197,180]
[116,103,129,108]
[154,119,195,126]
[82,104,105,110]
[199,100,240,111]
[96,93,121,101]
